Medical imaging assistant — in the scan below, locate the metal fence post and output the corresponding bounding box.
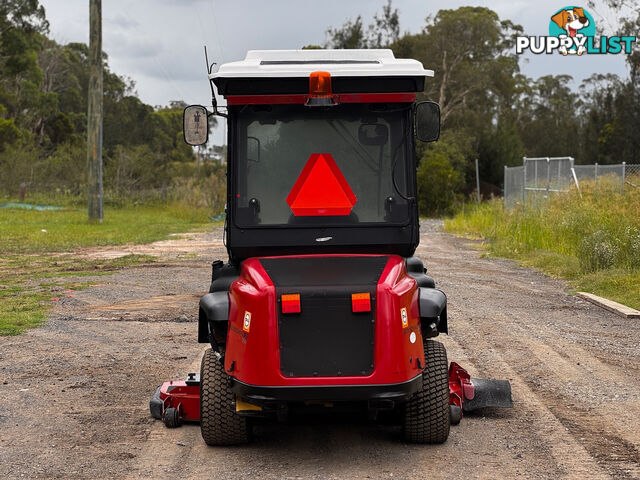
[546,157,551,198]
[503,165,507,207]
[595,162,599,190]
[475,158,481,203]
[622,161,626,193]
[534,159,539,208]
[523,157,527,208]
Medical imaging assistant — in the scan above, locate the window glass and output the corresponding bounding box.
[235,103,410,227]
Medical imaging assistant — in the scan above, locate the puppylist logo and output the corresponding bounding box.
[516,6,636,56]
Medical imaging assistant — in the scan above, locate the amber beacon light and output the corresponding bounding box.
[306,71,337,106]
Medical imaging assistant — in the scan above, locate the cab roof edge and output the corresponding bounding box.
[209,49,434,80]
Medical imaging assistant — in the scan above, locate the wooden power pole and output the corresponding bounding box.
[87,0,103,222]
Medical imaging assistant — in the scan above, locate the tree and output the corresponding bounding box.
[517,75,580,158]
[367,0,400,48]
[393,7,525,192]
[325,15,365,49]
[0,0,48,36]
[393,7,522,126]
[417,131,470,216]
[324,0,400,48]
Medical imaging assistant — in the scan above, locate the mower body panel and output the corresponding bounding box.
[220,254,448,401]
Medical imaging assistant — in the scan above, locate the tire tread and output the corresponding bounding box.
[200,348,250,445]
[402,340,450,444]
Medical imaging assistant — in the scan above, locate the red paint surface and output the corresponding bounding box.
[226,92,416,105]
[286,153,356,216]
[224,254,425,387]
[448,362,475,415]
[158,381,201,421]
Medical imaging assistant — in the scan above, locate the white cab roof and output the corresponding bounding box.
[210,49,433,79]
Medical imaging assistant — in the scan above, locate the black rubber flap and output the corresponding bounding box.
[463,378,513,412]
[260,256,388,377]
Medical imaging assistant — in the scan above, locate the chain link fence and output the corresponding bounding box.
[627,163,640,184]
[504,158,640,208]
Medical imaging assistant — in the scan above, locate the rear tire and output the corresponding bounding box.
[200,348,250,445]
[403,340,450,444]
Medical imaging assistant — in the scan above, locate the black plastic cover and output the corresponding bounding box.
[260,256,388,377]
[418,288,446,318]
[405,256,425,273]
[198,292,229,344]
[231,374,423,403]
[149,386,162,420]
[260,256,388,287]
[213,76,425,96]
[209,262,240,293]
[405,257,435,288]
[418,287,448,335]
[278,289,376,377]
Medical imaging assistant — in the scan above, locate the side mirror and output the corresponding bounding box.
[415,101,440,143]
[183,105,209,146]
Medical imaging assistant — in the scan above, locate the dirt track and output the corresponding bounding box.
[1,223,639,479]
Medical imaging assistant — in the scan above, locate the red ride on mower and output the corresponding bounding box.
[150,49,512,445]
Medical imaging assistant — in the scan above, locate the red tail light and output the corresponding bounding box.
[351,293,371,312]
[281,294,301,314]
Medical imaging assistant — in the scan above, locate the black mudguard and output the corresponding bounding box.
[418,287,448,336]
[405,256,436,288]
[198,261,240,345]
[198,292,229,344]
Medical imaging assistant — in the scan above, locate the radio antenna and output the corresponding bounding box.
[204,45,210,73]
[203,45,226,117]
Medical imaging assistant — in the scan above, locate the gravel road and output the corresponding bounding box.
[1,222,639,479]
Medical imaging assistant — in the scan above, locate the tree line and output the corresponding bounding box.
[1,1,638,215]
[317,1,640,215]
[0,0,224,210]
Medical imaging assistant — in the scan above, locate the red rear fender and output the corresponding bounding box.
[225,255,424,387]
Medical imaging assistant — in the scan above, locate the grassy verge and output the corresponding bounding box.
[0,203,213,253]
[444,183,640,310]
[0,203,215,335]
[0,254,155,335]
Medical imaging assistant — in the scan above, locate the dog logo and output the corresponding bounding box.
[549,6,595,55]
[516,7,635,56]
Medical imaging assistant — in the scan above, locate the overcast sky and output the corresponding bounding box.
[40,0,631,144]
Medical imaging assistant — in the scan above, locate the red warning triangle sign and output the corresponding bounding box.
[286,153,357,216]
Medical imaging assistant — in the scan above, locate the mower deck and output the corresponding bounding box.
[150,363,512,428]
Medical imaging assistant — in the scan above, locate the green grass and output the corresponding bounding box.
[0,203,213,253]
[445,182,640,310]
[0,254,156,335]
[0,202,216,335]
